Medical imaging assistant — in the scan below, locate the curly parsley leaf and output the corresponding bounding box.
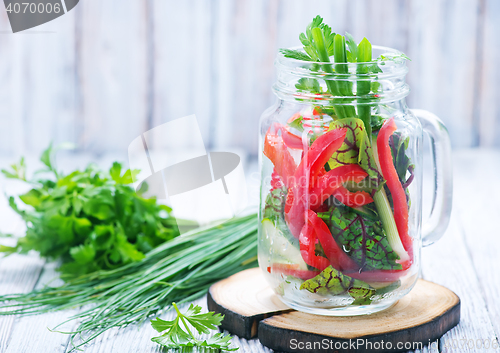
[280,15,336,63]
[279,48,314,62]
[1,157,27,181]
[303,15,335,61]
[295,77,322,94]
[151,303,237,351]
[0,144,190,279]
[345,32,358,63]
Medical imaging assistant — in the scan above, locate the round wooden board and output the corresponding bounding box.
[207,268,460,352]
[207,267,292,338]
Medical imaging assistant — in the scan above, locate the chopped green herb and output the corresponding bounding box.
[151,303,237,351]
[0,144,194,278]
[295,77,322,94]
[0,214,257,351]
[279,48,314,62]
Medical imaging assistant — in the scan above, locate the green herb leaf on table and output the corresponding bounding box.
[0,214,257,350]
[0,144,189,278]
[151,303,237,351]
[1,157,27,181]
[39,142,75,179]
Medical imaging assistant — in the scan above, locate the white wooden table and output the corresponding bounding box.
[0,149,499,353]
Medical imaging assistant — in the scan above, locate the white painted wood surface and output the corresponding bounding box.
[0,0,499,160]
[0,149,499,352]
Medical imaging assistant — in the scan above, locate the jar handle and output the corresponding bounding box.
[411,109,453,247]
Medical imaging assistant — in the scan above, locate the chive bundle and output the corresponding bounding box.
[0,213,258,350]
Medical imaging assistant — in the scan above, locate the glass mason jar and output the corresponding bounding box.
[258,46,453,316]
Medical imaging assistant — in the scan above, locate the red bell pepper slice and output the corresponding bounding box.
[267,263,320,280]
[285,129,347,238]
[312,107,323,116]
[297,128,348,180]
[332,186,374,207]
[306,210,359,272]
[309,164,369,210]
[270,170,284,190]
[377,118,413,256]
[263,125,297,188]
[276,124,303,150]
[298,222,330,271]
[286,107,322,124]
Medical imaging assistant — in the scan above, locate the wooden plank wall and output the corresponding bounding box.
[0,0,498,158]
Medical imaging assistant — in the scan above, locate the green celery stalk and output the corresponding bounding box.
[357,38,373,137]
[371,134,408,261]
[333,34,356,118]
[312,30,404,260]
[373,190,409,262]
[311,28,346,119]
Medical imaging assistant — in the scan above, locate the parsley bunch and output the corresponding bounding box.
[0,144,191,278]
[151,303,237,351]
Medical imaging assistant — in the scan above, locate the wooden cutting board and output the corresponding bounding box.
[207,268,460,353]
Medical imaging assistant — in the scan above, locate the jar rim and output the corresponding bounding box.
[278,45,407,64]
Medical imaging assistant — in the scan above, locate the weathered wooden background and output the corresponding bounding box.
[0,0,498,158]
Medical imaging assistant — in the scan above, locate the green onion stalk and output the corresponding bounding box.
[310,27,346,119]
[309,28,405,259]
[0,214,258,351]
[354,40,406,260]
[356,37,373,138]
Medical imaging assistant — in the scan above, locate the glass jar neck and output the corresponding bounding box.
[272,45,410,106]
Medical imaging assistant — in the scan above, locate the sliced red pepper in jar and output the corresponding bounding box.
[277,125,303,150]
[306,210,360,272]
[377,118,413,257]
[309,164,370,210]
[297,128,348,180]
[267,263,320,280]
[298,222,330,271]
[285,128,347,238]
[332,186,374,207]
[270,170,285,190]
[263,125,297,188]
